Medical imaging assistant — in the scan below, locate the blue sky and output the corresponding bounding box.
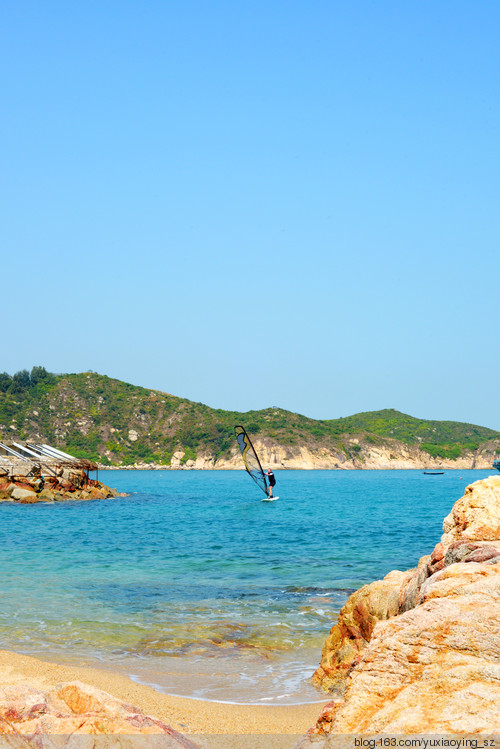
[2,1,500,428]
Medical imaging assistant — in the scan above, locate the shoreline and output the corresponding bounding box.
[98,465,495,471]
[0,650,328,735]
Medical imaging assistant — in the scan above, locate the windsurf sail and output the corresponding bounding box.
[234,425,269,497]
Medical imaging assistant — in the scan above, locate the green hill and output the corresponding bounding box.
[324,408,497,460]
[0,367,498,466]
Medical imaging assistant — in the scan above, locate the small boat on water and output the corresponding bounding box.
[493,459,500,473]
[423,470,444,475]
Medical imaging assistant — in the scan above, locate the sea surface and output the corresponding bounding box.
[0,469,492,704]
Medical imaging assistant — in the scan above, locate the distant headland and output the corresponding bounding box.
[1,367,499,471]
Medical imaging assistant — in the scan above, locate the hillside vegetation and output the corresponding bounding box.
[0,367,499,466]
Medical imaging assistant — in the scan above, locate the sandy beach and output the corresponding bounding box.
[0,650,327,743]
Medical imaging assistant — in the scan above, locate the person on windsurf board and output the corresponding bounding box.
[234,426,279,501]
[264,468,276,498]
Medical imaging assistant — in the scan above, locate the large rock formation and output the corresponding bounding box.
[0,468,120,504]
[308,475,500,736]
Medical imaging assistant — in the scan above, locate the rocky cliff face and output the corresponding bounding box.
[307,475,500,736]
[121,439,500,471]
[237,439,497,470]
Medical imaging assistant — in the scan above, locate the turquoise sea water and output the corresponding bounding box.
[0,469,492,704]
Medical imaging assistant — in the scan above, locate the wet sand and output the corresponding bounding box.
[0,650,327,738]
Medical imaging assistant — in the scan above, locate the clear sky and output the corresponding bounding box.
[2,1,499,428]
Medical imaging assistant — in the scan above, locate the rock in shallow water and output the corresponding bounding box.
[309,476,500,735]
[0,475,118,504]
[312,569,412,692]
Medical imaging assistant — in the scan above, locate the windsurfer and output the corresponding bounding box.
[234,425,274,500]
[265,469,276,498]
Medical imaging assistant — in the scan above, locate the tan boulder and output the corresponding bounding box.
[88,487,106,499]
[11,478,37,491]
[10,487,38,502]
[0,685,49,723]
[37,488,56,501]
[417,559,500,604]
[0,483,16,500]
[442,474,500,543]
[397,554,433,613]
[57,681,141,717]
[0,681,201,746]
[313,569,412,691]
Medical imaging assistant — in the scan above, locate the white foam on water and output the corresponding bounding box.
[117,647,326,705]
